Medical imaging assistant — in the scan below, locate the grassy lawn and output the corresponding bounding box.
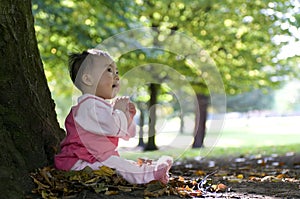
[119,116,300,161]
[120,144,300,161]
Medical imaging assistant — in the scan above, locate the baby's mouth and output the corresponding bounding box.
[112,84,119,88]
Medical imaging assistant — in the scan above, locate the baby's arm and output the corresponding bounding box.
[113,97,136,139]
[75,98,130,138]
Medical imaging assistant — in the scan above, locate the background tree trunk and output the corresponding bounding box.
[192,94,209,148]
[0,0,64,198]
[144,83,159,151]
[179,111,184,133]
[137,107,145,147]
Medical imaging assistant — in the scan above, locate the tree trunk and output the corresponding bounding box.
[0,1,64,198]
[179,111,184,133]
[137,108,145,147]
[144,83,158,151]
[192,94,209,148]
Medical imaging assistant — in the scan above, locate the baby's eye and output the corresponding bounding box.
[116,70,119,75]
[107,67,113,72]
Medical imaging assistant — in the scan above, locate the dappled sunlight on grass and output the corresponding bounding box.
[119,116,300,161]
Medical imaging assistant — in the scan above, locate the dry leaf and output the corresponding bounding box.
[249,176,261,181]
[105,190,119,195]
[137,158,153,166]
[194,170,206,176]
[261,176,281,182]
[217,183,227,192]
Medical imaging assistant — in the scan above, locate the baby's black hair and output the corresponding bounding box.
[68,51,90,83]
[68,49,112,84]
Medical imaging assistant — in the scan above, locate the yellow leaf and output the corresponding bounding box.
[93,182,107,193]
[178,176,185,181]
[185,185,192,191]
[40,167,52,186]
[194,170,206,176]
[33,178,50,189]
[237,174,244,179]
[94,166,115,177]
[41,190,48,199]
[84,177,99,184]
[118,185,132,192]
[276,174,285,179]
[105,190,119,195]
[211,184,217,191]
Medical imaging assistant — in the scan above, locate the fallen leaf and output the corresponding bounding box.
[283,178,300,183]
[237,174,244,179]
[94,166,115,177]
[223,175,243,183]
[32,178,50,189]
[93,182,107,193]
[194,170,206,176]
[261,176,281,182]
[137,158,153,166]
[189,190,202,197]
[217,183,227,192]
[117,185,132,192]
[39,167,52,186]
[178,176,185,181]
[105,190,119,195]
[249,176,261,181]
[276,174,285,179]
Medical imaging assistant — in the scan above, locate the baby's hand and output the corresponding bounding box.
[128,102,136,118]
[113,96,129,113]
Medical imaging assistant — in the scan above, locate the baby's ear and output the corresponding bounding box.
[81,74,93,86]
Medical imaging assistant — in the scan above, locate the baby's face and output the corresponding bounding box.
[91,55,120,99]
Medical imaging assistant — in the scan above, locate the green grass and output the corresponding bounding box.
[119,116,300,161]
[120,143,299,161]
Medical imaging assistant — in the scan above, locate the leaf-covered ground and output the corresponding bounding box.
[28,152,300,199]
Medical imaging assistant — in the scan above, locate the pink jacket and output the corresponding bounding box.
[55,95,136,170]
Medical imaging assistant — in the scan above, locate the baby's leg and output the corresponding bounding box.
[102,155,156,184]
[71,156,173,184]
[71,159,104,170]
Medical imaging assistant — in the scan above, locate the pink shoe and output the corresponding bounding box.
[153,156,173,184]
[153,163,169,184]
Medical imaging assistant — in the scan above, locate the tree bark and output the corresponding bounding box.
[179,111,184,133]
[137,107,145,147]
[0,1,64,198]
[192,94,209,148]
[144,83,159,151]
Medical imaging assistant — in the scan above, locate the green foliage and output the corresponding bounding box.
[32,0,299,126]
[227,88,275,112]
[139,0,299,94]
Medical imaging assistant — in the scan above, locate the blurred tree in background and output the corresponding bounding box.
[32,0,300,148]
